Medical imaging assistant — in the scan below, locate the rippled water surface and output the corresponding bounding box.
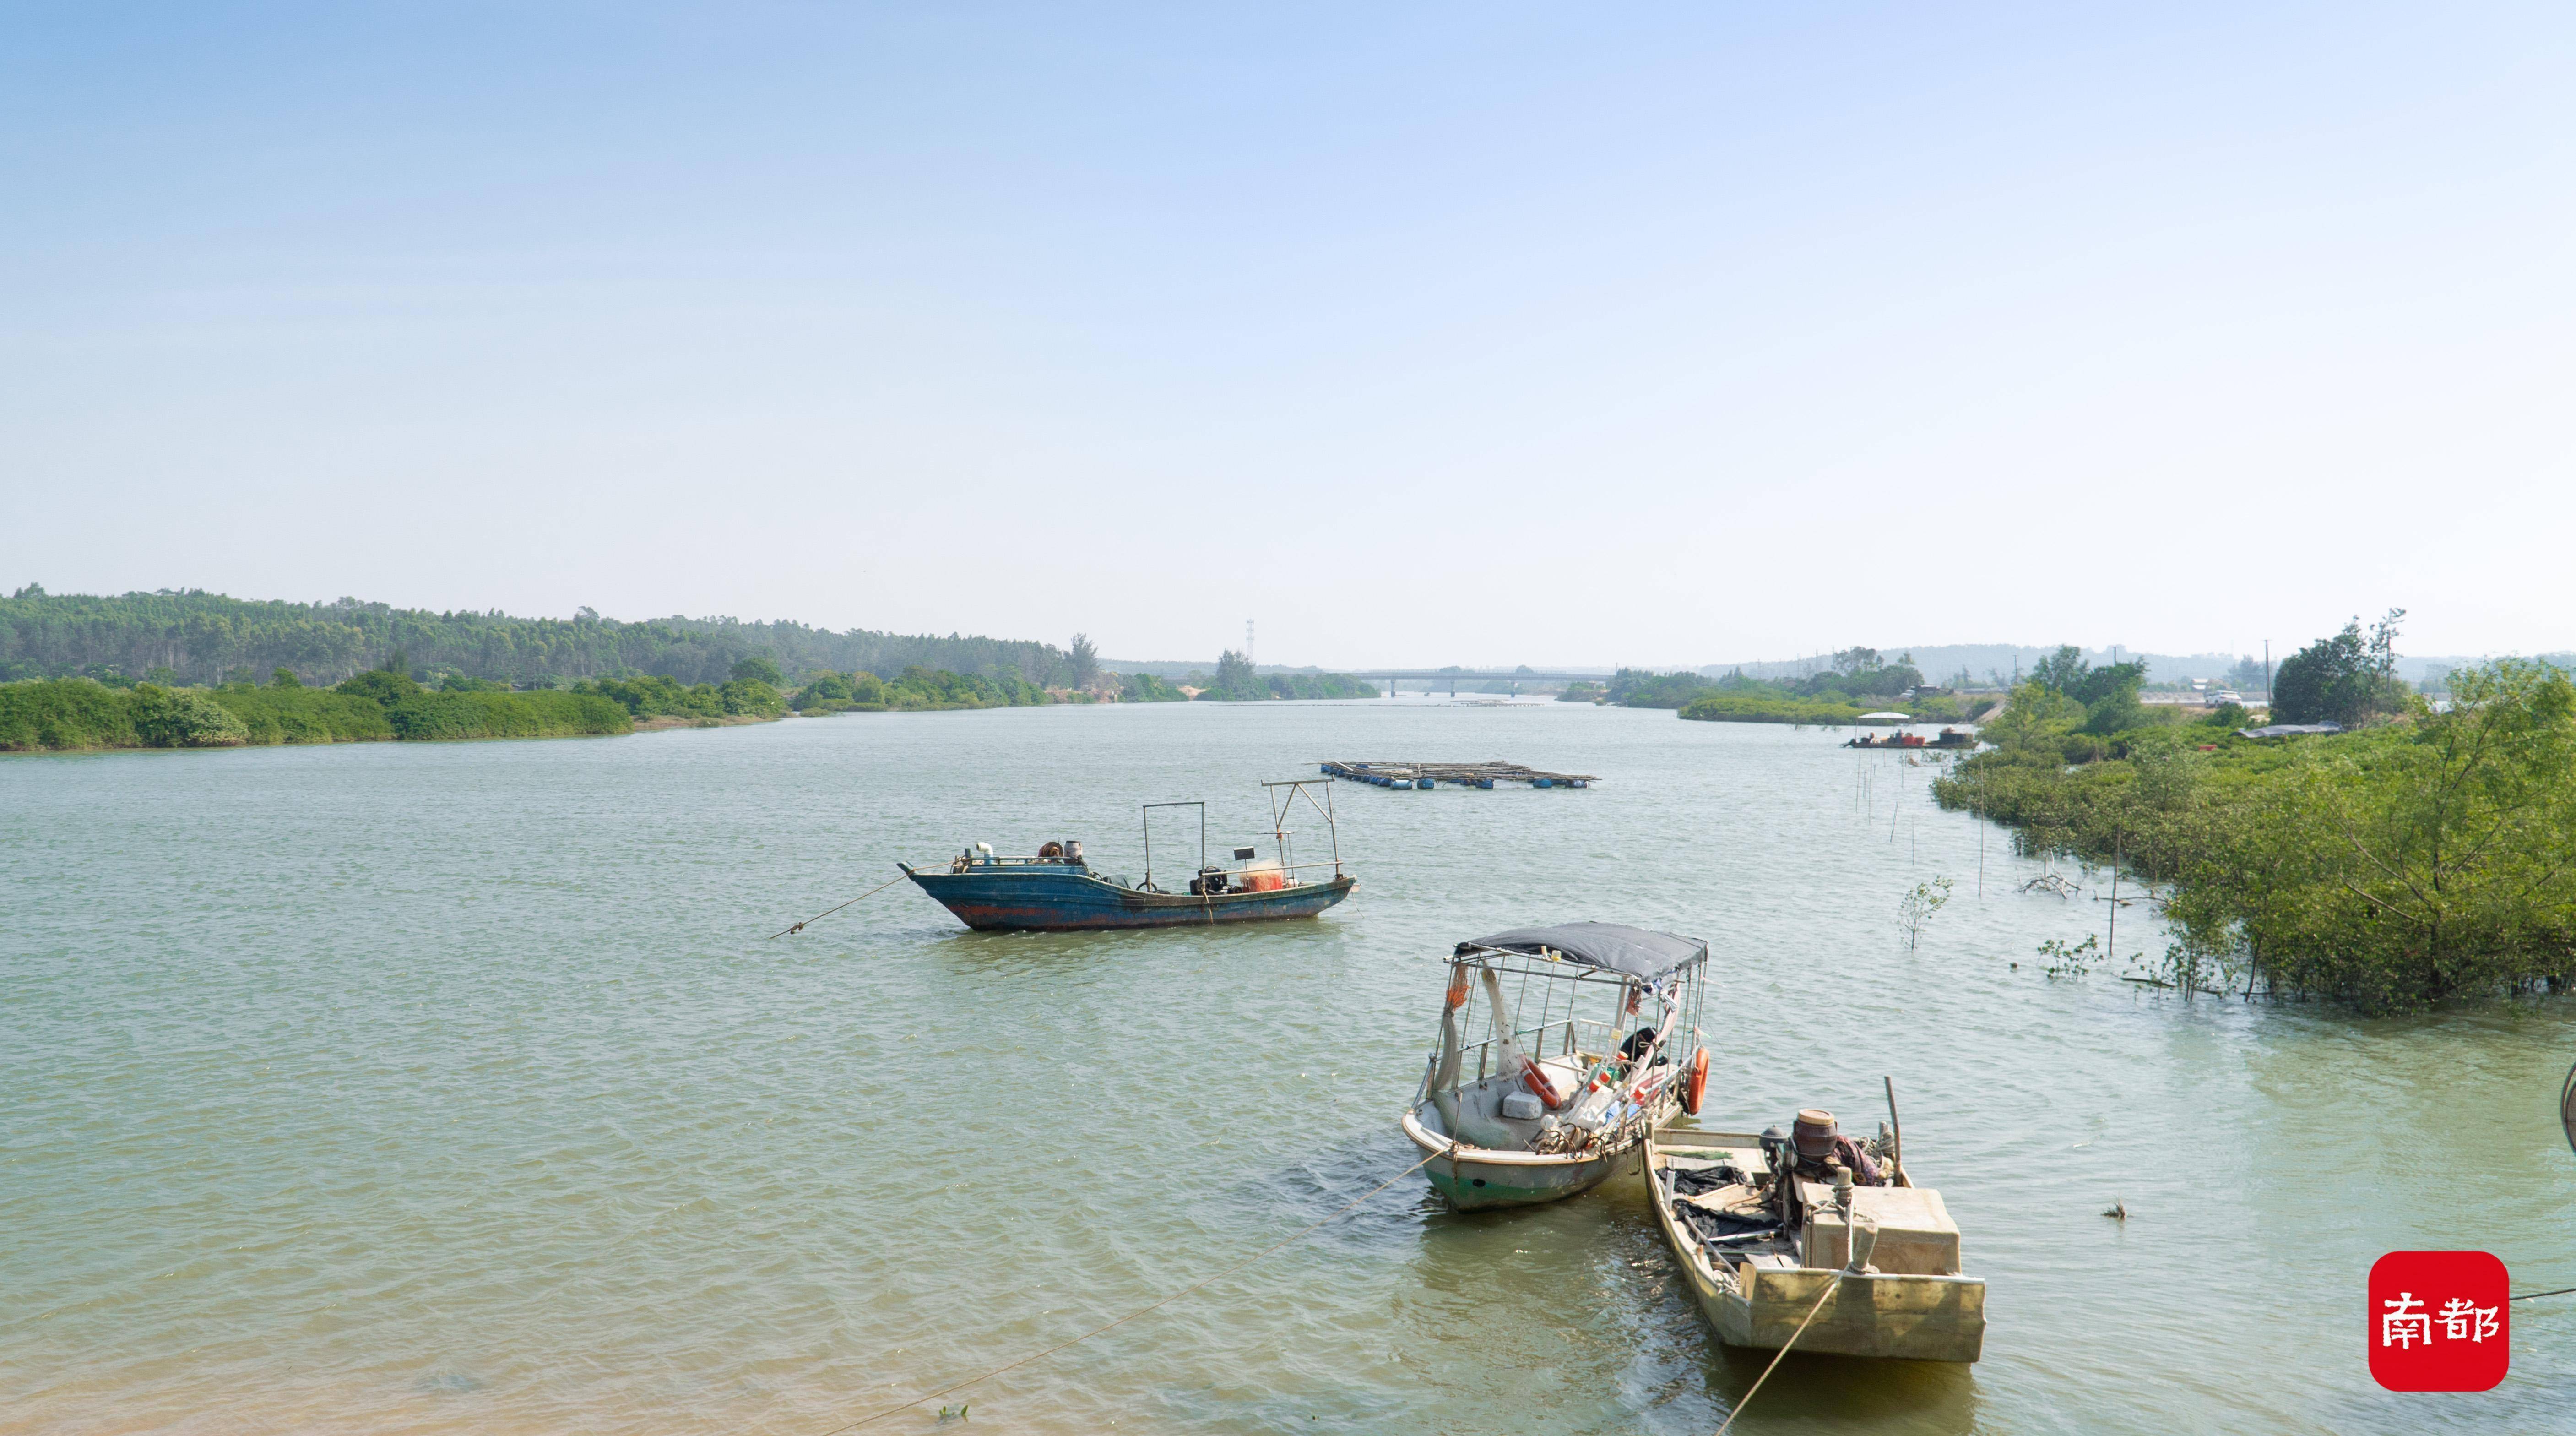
[6,701,2573,1434]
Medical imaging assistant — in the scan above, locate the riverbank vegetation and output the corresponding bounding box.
[1679,693,1873,725]
[1934,632,2576,1013]
[1,587,1380,711]
[1119,671,1190,702]
[791,665,1055,713]
[1,660,634,751]
[1191,650,1378,702]
[1604,669,1718,708]
[2271,609,2413,726]
[1669,649,1998,725]
[0,585,1087,689]
[575,662,787,724]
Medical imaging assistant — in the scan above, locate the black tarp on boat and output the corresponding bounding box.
[1461,922,1707,980]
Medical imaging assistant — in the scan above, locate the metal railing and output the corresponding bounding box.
[1450,1015,1670,1083]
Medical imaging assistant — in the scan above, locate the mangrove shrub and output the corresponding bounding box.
[1936,659,2576,1011]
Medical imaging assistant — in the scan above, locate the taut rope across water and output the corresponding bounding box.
[766,875,909,940]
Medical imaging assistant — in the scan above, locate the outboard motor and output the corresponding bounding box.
[1759,1122,1796,1224]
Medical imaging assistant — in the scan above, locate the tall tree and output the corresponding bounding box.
[2274,610,2409,726]
[1213,648,1257,696]
[2031,645,2090,694]
[1069,633,1100,687]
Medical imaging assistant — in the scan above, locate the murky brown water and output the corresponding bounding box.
[6,702,2571,1432]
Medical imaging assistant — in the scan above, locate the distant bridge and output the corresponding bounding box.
[1340,669,1607,694]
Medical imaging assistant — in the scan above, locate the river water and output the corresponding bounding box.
[5,700,2572,1434]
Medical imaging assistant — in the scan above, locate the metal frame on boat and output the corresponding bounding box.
[900,779,1356,931]
[1401,923,1710,1210]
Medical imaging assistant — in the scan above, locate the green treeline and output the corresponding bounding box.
[1193,650,1377,702]
[1679,693,1875,725]
[1933,637,2576,1013]
[1,666,635,751]
[789,665,1055,714]
[782,652,1371,712]
[0,588,1381,708]
[0,585,1082,689]
[1604,669,1721,709]
[1667,648,1996,724]
[1613,650,1931,713]
[1120,672,1190,702]
[574,671,788,723]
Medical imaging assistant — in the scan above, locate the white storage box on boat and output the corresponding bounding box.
[1500,1091,1543,1120]
[1798,1183,1962,1275]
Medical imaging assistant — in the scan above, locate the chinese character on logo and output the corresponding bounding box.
[2437,1297,2501,1344]
[2369,1251,2510,1392]
[2381,1292,2431,1350]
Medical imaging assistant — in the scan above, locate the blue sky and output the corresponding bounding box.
[5,4,2570,666]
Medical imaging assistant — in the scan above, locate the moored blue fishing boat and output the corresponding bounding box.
[901,780,1355,931]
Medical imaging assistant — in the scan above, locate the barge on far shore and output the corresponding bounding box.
[1322,760,1596,789]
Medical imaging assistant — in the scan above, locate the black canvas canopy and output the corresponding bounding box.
[1461,922,1707,981]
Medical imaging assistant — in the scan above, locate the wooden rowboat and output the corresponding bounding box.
[1645,1121,1985,1363]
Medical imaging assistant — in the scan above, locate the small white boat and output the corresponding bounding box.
[1401,923,1711,1211]
[1646,1109,1985,1363]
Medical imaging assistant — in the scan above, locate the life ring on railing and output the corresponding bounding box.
[1517,1055,1566,1109]
[1681,1048,1708,1115]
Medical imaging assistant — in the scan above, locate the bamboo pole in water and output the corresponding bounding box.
[2107,821,2120,970]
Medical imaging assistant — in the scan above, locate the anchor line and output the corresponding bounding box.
[2513,1285,2576,1302]
[766,875,910,941]
[1710,1271,1844,1436]
[817,1148,1442,1433]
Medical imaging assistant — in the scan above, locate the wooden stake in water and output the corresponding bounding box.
[2107,821,2120,964]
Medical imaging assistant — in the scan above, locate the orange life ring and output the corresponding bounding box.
[1681,1048,1709,1115]
[1517,1055,1566,1109]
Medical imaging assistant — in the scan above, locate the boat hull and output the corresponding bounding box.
[1691,1262,1985,1362]
[903,866,1355,931]
[1400,1104,1660,1211]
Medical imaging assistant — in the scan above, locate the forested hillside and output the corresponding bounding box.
[0,587,1078,688]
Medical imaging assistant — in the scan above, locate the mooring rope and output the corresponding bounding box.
[2513,1285,2576,1302]
[818,1147,1443,1433]
[766,876,910,940]
[1710,1271,1844,1436]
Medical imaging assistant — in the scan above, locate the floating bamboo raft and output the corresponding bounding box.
[1320,760,1596,789]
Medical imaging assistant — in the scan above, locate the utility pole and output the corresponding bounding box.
[2262,640,2272,705]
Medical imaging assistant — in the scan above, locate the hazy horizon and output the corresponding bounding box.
[8,5,2571,666]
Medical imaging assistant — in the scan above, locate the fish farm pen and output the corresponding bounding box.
[1320,761,1597,789]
